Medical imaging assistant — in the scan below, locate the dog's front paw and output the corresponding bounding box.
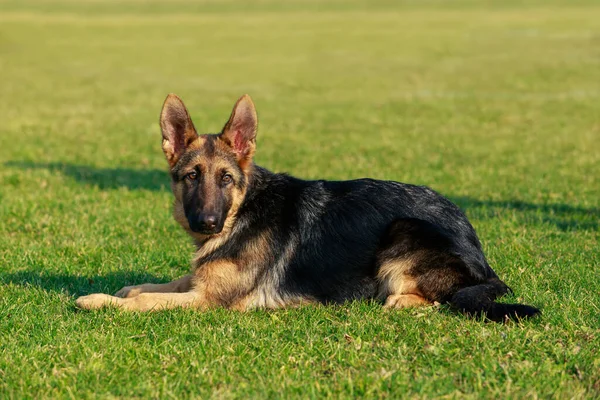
[75,293,120,310]
[114,286,142,298]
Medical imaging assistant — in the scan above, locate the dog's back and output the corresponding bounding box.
[209,166,495,305]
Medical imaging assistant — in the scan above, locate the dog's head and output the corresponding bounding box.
[159,94,257,237]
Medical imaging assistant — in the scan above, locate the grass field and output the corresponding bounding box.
[1,0,599,398]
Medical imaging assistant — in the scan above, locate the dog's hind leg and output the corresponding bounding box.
[377,257,433,309]
[114,275,192,298]
[376,218,477,310]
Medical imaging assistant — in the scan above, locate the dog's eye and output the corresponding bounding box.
[185,171,198,181]
[222,174,233,184]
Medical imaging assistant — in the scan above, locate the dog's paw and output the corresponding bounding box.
[383,294,431,309]
[114,286,142,298]
[75,293,120,310]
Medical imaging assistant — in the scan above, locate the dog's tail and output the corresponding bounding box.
[449,278,540,322]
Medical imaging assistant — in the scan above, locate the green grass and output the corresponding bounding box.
[1,0,599,398]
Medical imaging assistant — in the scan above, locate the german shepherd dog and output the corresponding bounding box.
[76,94,540,322]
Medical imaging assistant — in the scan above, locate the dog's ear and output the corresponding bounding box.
[220,94,258,165]
[160,94,198,168]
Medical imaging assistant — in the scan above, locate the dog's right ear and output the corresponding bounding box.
[160,94,198,168]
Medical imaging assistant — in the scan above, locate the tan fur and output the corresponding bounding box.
[384,293,430,308]
[161,139,177,166]
[187,136,206,151]
[114,275,193,298]
[192,230,273,308]
[192,260,245,306]
[377,253,432,309]
[76,291,202,312]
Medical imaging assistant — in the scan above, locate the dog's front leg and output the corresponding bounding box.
[75,290,203,312]
[114,275,193,298]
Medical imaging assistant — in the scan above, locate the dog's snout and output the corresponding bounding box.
[187,211,223,235]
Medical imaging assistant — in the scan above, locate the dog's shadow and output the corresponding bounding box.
[451,197,598,232]
[5,161,169,191]
[0,269,172,297]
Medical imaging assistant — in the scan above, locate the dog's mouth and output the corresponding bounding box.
[192,226,223,235]
[188,219,224,236]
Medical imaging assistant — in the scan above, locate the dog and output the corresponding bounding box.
[76,94,540,322]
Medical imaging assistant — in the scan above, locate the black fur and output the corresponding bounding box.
[197,165,540,321]
[450,280,540,322]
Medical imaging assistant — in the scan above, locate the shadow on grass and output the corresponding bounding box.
[0,269,171,297]
[4,160,598,231]
[5,161,169,191]
[452,197,598,232]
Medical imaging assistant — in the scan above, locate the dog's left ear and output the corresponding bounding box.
[220,94,258,164]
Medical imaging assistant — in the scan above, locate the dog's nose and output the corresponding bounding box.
[201,214,218,230]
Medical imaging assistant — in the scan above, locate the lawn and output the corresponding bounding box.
[0,0,599,398]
